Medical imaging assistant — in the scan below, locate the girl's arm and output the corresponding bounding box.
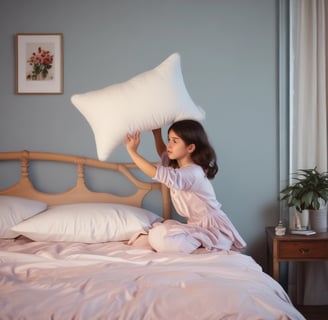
[125,131,157,178]
[152,128,166,157]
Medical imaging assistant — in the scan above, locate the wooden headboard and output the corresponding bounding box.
[0,150,171,220]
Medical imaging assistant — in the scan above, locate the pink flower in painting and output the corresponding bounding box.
[27,47,54,80]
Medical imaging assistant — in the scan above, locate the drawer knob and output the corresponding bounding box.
[299,248,310,254]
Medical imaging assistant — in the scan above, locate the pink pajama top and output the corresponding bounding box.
[153,155,247,252]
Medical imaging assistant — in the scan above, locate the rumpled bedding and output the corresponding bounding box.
[0,236,304,320]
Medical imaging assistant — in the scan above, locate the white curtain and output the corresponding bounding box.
[291,0,328,172]
[289,0,328,305]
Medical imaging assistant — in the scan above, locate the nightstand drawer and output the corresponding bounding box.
[278,240,328,259]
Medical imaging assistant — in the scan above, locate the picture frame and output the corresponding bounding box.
[16,33,63,94]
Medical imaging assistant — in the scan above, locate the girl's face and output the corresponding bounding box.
[167,130,195,166]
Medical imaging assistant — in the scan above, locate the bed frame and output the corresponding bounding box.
[0,150,171,219]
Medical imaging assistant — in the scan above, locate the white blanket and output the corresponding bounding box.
[0,236,304,320]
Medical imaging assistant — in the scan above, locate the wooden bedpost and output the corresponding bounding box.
[21,150,30,179]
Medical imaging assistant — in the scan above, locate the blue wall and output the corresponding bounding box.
[0,0,280,268]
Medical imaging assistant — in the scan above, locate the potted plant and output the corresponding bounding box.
[280,167,328,232]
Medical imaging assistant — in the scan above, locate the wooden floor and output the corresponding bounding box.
[296,305,328,320]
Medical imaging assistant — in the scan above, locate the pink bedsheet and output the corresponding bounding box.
[0,236,304,320]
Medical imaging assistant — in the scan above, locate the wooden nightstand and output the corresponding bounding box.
[266,227,328,282]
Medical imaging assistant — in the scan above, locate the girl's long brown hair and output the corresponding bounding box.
[168,120,218,179]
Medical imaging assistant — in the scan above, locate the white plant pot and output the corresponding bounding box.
[290,209,309,230]
[300,209,309,229]
[309,206,328,233]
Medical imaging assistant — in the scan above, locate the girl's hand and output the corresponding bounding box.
[125,131,141,153]
[125,131,157,178]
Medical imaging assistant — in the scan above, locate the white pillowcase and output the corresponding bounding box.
[11,203,163,243]
[0,196,47,238]
[71,53,205,161]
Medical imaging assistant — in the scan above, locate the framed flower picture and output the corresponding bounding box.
[16,33,63,94]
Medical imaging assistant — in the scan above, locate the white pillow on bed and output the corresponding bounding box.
[11,203,163,243]
[71,53,205,161]
[0,196,47,238]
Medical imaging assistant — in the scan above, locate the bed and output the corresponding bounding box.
[0,150,305,320]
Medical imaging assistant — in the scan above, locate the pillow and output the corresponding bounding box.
[71,53,205,161]
[0,196,47,238]
[11,203,163,243]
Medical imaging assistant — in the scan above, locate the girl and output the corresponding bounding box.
[125,120,246,253]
